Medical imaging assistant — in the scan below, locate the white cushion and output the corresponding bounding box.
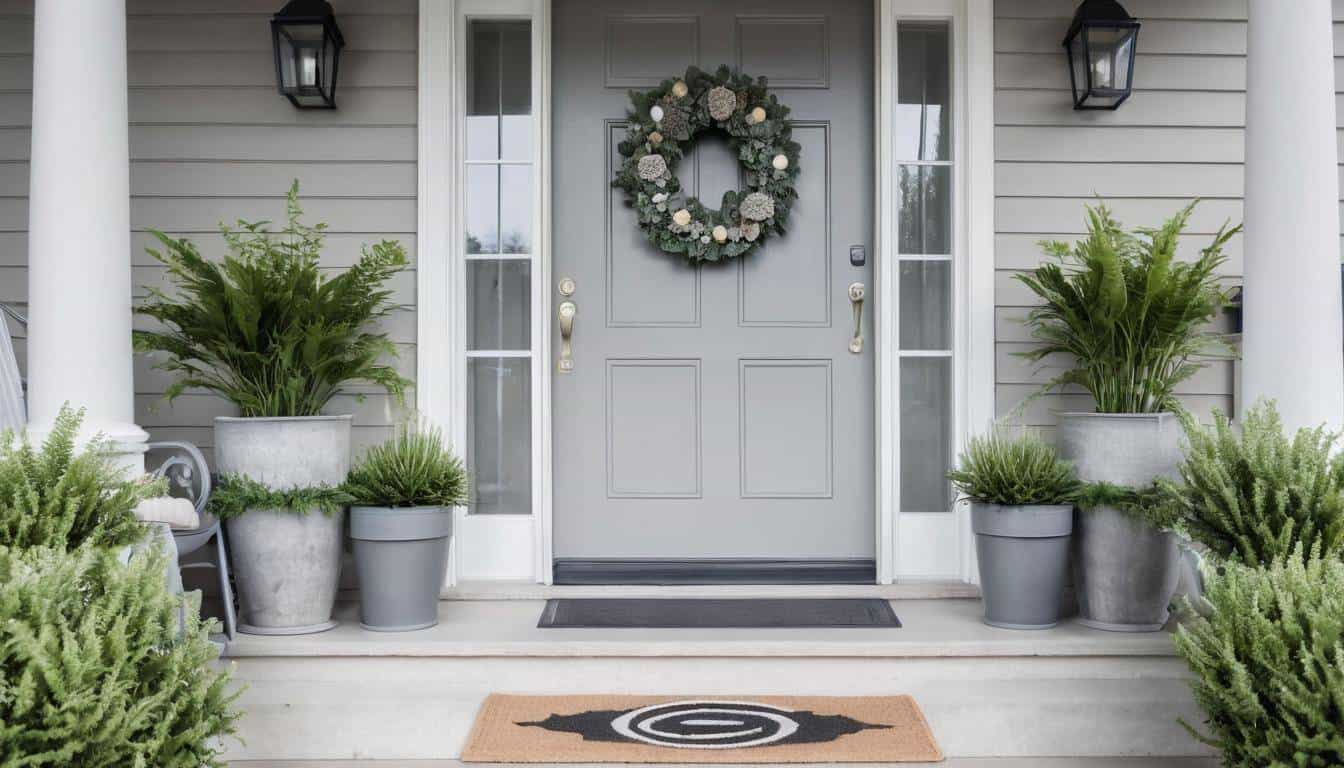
[133,496,201,530]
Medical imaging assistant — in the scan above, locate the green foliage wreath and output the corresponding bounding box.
[613,66,801,263]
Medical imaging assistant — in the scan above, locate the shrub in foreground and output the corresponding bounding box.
[1159,401,1344,566]
[1175,548,1344,767]
[0,545,239,767]
[0,405,153,551]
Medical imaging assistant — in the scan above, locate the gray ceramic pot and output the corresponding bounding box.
[216,415,351,635]
[972,503,1073,630]
[1057,412,1182,632]
[350,505,452,632]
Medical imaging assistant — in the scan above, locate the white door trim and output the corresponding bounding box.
[418,0,995,585]
[877,0,994,583]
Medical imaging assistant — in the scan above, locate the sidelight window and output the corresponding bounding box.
[464,19,534,516]
[894,21,954,517]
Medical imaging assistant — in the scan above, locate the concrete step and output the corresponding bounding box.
[219,599,1214,763]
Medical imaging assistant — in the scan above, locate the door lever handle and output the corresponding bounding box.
[848,282,865,354]
[557,300,577,372]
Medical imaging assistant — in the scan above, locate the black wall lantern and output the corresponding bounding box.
[1063,0,1140,110]
[271,0,344,109]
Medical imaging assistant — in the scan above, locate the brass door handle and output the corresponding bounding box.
[557,300,577,372]
[848,282,865,354]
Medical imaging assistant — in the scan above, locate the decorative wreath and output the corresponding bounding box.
[612,66,801,264]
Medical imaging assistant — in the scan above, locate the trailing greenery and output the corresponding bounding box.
[0,405,159,551]
[133,181,410,418]
[345,423,469,508]
[1015,201,1238,414]
[207,474,352,520]
[1157,401,1344,566]
[1174,547,1344,767]
[947,427,1082,506]
[0,544,239,767]
[1076,480,1180,531]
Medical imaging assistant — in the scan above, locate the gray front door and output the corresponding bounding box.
[552,0,875,581]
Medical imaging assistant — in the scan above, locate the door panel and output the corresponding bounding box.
[552,0,875,574]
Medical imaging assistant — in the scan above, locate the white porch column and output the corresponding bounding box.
[26,0,146,472]
[1242,0,1344,433]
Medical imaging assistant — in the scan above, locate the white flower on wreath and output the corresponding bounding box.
[742,221,761,242]
[652,192,668,203]
[672,208,692,227]
[772,154,789,171]
[671,80,689,98]
[712,225,728,243]
[728,227,742,241]
[700,235,711,244]
[637,154,668,181]
[740,192,775,221]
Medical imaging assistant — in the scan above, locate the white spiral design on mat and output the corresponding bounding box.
[609,701,800,749]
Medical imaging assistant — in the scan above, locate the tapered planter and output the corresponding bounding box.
[1057,412,1182,632]
[350,505,453,632]
[216,415,351,635]
[972,503,1073,630]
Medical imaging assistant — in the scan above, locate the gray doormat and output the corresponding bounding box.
[537,598,901,628]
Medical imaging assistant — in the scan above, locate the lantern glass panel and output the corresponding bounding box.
[273,13,340,109]
[1085,25,1134,93]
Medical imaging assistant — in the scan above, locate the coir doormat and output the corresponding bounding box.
[461,694,943,763]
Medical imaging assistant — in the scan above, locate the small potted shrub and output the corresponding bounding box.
[344,423,468,631]
[1016,201,1238,631]
[135,182,409,634]
[949,428,1082,629]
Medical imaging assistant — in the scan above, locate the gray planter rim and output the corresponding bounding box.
[971,503,1073,539]
[350,504,452,542]
[215,414,354,425]
[1053,411,1178,420]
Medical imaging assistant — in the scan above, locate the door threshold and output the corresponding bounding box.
[444,581,980,600]
[553,558,876,585]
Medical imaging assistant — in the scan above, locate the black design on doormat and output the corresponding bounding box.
[518,700,890,750]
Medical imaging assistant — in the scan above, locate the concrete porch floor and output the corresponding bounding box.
[219,598,1210,763]
[222,598,1177,659]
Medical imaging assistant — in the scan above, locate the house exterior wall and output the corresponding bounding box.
[992,0,1343,431]
[0,0,416,461]
[2,0,1342,459]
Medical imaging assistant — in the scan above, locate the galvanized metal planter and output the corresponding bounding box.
[972,503,1073,630]
[1057,412,1182,632]
[216,415,352,635]
[350,505,453,632]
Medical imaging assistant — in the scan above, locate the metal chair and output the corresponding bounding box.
[147,441,237,640]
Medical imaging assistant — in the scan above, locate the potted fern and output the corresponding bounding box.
[344,423,468,631]
[1016,201,1237,631]
[135,182,409,635]
[949,428,1082,629]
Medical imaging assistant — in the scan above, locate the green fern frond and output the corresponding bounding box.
[133,182,410,418]
[1014,200,1237,414]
